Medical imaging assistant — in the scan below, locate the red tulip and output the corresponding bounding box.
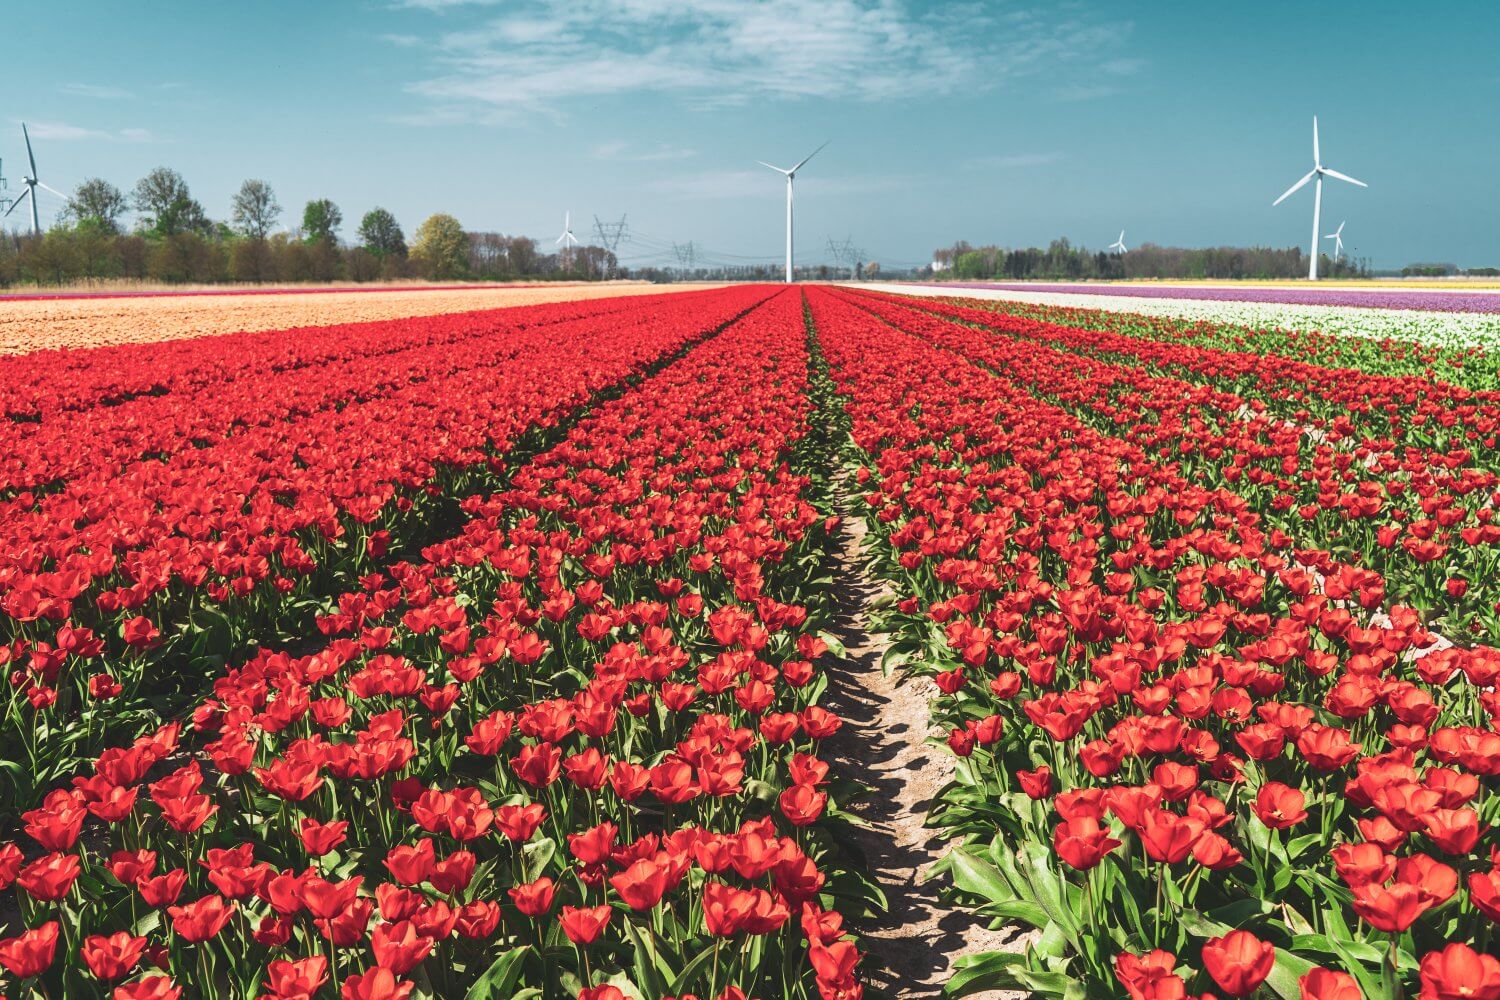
[559,904,612,944]
[509,877,555,917]
[1201,930,1275,997]
[168,894,235,943]
[17,851,81,901]
[779,783,828,826]
[113,976,183,1000]
[1138,810,1205,864]
[609,857,672,911]
[0,921,59,979]
[262,955,329,999]
[1053,817,1122,871]
[1298,967,1361,1000]
[371,920,434,975]
[1253,781,1308,829]
[81,931,149,981]
[341,968,415,1000]
[1418,943,1500,1000]
[1017,766,1053,799]
[298,817,348,857]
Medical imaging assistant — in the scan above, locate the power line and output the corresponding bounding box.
[591,214,629,279]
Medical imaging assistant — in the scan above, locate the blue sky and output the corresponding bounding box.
[7,0,1498,269]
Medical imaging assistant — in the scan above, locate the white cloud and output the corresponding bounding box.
[390,0,501,9]
[12,120,153,142]
[645,166,905,200]
[1051,82,1122,102]
[391,0,1139,120]
[965,151,1065,169]
[62,83,136,100]
[591,140,699,162]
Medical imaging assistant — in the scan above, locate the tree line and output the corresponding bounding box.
[931,238,1369,281]
[0,170,618,287]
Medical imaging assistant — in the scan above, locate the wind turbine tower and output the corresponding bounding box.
[1324,220,1346,261]
[757,141,828,283]
[1272,117,1366,280]
[555,211,580,270]
[4,125,65,237]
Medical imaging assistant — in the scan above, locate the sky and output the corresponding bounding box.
[5,0,1498,270]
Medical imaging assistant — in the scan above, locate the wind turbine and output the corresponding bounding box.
[555,210,580,268]
[5,124,66,236]
[1324,220,1346,260]
[1272,116,1366,280]
[1108,230,1127,254]
[757,140,828,283]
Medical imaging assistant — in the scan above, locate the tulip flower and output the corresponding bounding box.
[1201,930,1275,997]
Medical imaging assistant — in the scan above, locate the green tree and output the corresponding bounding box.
[132,167,210,237]
[357,207,406,259]
[231,180,281,240]
[301,199,342,246]
[231,180,282,283]
[410,213,467,280]
[61,178,128,235]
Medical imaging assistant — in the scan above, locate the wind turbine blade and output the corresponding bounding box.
[1312,116,1319,165]
[37,182,67,199]
[788,140,830,176]
[4,188,31,218]
[1272,169,1317,206]
[23,123,36,177]
[756,160,790,174]
[556,233,567,245]
[1322,168,1366,188]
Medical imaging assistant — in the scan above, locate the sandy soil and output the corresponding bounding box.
[0,282,725,354]
[823,481,1033,999]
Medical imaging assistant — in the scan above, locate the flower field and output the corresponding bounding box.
[0,283,716,354]
[1,284,1497,998]
[924,282,1500,314]
[868,283,1500,385]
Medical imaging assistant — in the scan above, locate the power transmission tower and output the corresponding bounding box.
[672,241,698,272]
[0,159,9,215]
[826,236,859,279]
[592,214,629,279]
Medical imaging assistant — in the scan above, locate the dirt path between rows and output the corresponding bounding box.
[822,483,1032,999]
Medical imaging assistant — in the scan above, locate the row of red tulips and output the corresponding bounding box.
[2,293,660,488]
[0,287,871,998]
[848,289,1500,644]
[805,286,1497,999]
[880,290,1497,471]
[0,287,775,817]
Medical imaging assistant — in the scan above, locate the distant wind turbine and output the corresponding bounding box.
[555,210,579,250]
[1324,220,1346,260]
[1272,116,1366,280]
[1108,230,1127,254]
[4,124,66,237]
[555,210,579,268]
[757,141,828,283]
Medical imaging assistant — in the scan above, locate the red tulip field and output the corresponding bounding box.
[1,283,1497,999]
